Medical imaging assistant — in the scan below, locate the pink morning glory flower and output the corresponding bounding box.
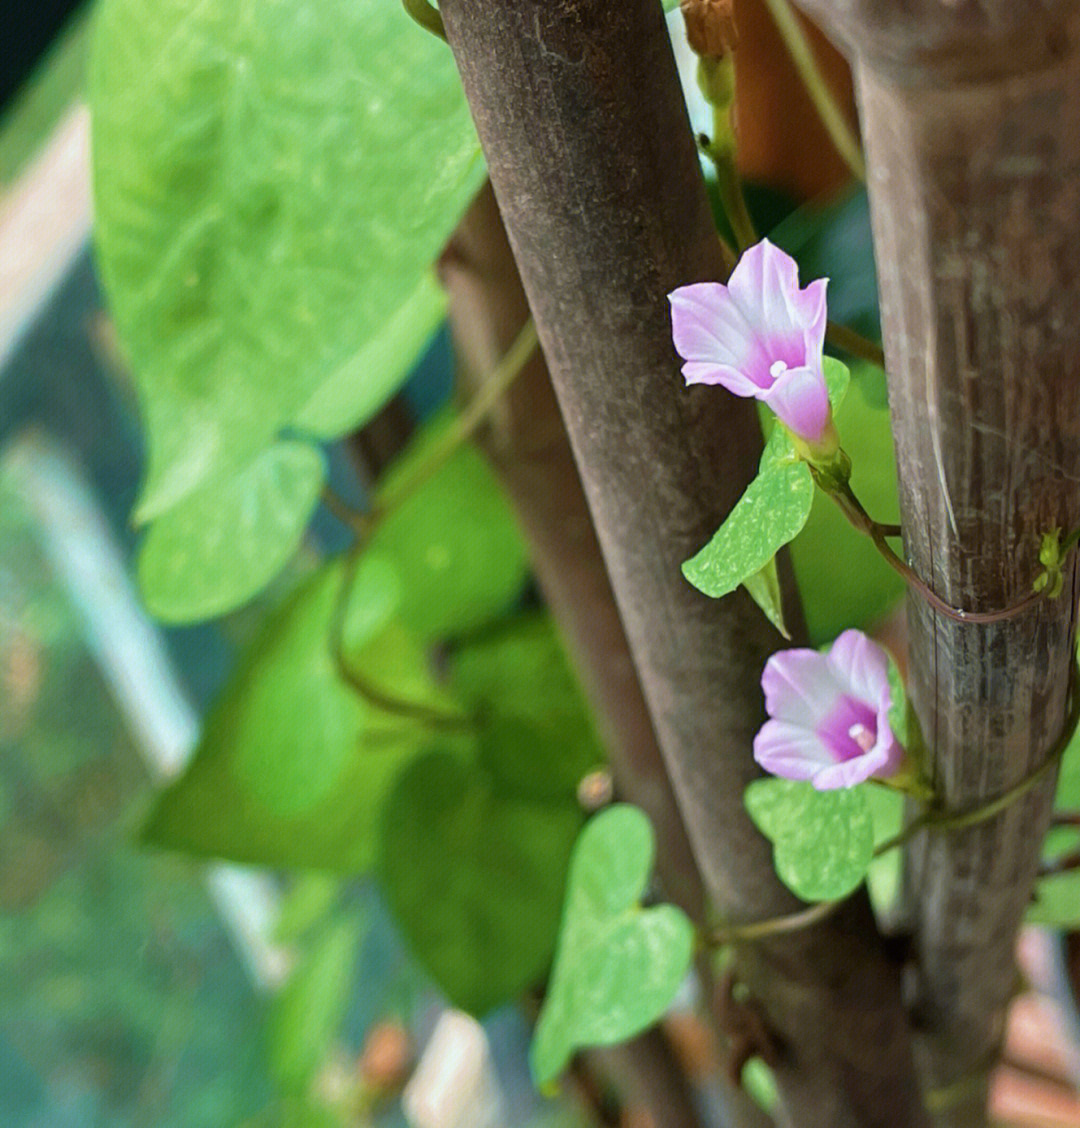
[669,239,831,444]
[753,629,903,790]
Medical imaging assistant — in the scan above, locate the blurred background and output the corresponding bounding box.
[4,3,1080,1126]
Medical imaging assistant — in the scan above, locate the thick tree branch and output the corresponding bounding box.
[793,3,1080,1122]
[439,3,926,1124]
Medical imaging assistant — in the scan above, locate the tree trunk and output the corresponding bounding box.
[793,3,1080,1122]
[440,3,926,1124]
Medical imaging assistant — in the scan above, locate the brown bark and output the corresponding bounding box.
[440,183,775,1128]
[439,184,706,923]
[793,3,1080,1122]
[440,3,926,1124]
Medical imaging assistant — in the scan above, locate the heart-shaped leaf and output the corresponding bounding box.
[143,558,452,872]
[137,440,325,623]
[530,805,694,1085]
[379,751,582,1016]
[745,779,873,902]
[682,426,813,601]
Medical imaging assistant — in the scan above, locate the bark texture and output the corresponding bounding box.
[440,3,926,1124]
[439,185,705,922]
[793,3,1080,1122]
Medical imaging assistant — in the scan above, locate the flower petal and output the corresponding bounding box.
[828,629,892,710]
[811,753,887,790]
[753,720,838,781]
[795,277,829,358]
[761,364,831,443]
[761,648,843,727]
[727,239,803,339]
[669,284,764,380]
[681,360,765,398]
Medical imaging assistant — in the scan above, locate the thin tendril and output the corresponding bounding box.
[759,0,866,182]
[330,547,476,731]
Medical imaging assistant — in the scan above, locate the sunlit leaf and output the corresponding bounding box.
[531,806,694,1085]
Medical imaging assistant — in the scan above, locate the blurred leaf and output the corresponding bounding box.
[369,416,529,640]
[137,440,325,623]
[379,613,598,1014]
[143,560,450,872]
[789,361,903,644]
[745,779,874,902]
[90,0,484,519]
[1027,869,1080,928]
[379,751,582,1016]
[295,271,446,439]
[449,614,606,801]
[274,875,342,944]
[531,806,694,1085]
[268,911,366,1094]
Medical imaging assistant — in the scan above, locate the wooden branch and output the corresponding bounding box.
[792,4,1080,1122]
[439,183,707,924]
[439,3,926,1124]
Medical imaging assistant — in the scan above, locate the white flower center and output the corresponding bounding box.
[848,723,876,753]
[769,360,789,380]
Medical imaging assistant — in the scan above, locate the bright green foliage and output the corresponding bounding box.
[273,875,342,944]
[379,752,582,1016]
[450,615,606,800]
[268,911,366,1093]
[682,425,813,600]
[790,362,903,644]
[89,0,484,519]
[295,272,447,440]
[143,560,449,872]
[369,418,529,640]
[531,806,695,1085]
[745,779,874,902]
[137,440,325,623]
[378,614,600,1015]
[865,784,904,915]
[683,359,851,613]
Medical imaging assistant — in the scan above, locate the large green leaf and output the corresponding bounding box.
[531,806,694,1085]
[449,614,606,801]
[137,440,325,623]
[1029,709,1080,927]
[90,0,483,519]
[745,779,874,902]
[369,417,529,640]
[143,559,451,872]
[295,272,446,440]
[268,910,366,1093]
[379,751,582,1017]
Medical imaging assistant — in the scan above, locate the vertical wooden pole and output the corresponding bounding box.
[794,4,1080,1122]
[439,3,926,1123]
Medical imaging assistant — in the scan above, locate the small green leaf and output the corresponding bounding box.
[530,806,695,1085]
[379,751,582,1016]
[822,356,850,410]
[143,559,446,872]
[137,440,325,623]
[682,427,814,601]
[743,559,789,639]
[369,416,529,640]
[745,779,874,902]
[295,272,446,440]
[865,784,904,916]
[268,911,366,1093]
